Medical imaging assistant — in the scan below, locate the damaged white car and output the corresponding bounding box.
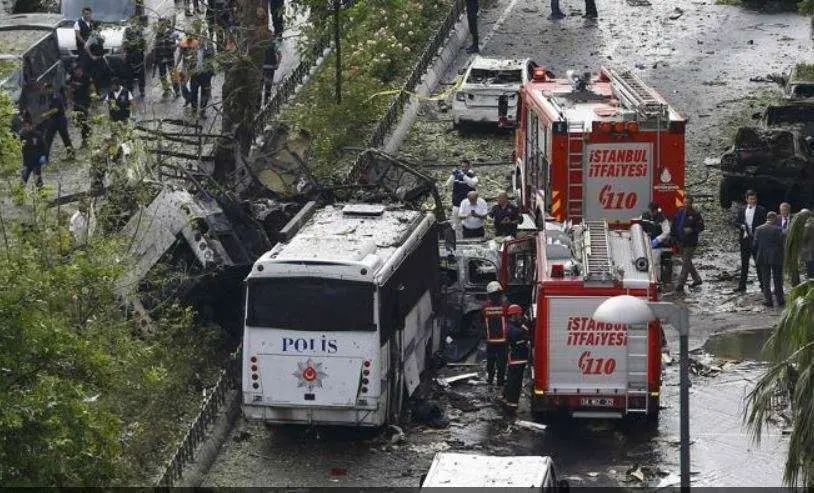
[452,56,536,128]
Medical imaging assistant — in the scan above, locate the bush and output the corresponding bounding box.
[282,0,453,183]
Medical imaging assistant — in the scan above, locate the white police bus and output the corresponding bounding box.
[242,202,441,426]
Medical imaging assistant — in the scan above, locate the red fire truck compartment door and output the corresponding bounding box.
[546,296,631,393]
[583,142,653,223]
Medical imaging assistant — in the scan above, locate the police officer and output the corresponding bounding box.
[445,158,478,237]
[42,84,74,161]
[19,114,46,187]
[105,78,133,122]
[482,280,508,386]
[502,304,530,413]
[68,62,92,146]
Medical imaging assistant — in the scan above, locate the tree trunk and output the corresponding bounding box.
[216,0,269,184]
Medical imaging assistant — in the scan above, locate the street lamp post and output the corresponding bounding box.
[593,295,690,491]
[333,0,341,104]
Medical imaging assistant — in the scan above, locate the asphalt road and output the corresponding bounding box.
[203,0,808,487]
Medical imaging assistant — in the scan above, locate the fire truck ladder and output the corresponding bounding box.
[607,69,667,118]
[626,325,650,414]
[567,129,584,223]
[582,221,614,281]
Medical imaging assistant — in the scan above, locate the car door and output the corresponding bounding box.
[499,235,536,308]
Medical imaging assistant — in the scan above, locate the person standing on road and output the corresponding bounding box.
[548,0,566,19]
[105,78,133,122]
[42,84,75,161]
[502,304,530,413]
[19,114,46,188]
[445,158,478,236]
[185,34,216,119]
[733,190,767,293]
[459,191,488,238]
[672,195,704,294]
[777,202,792,233]
[754,211,785,308]
[153,18,181,99]
[74,7,93,66]
[489,191,522,238]
[269,0,285,37]
[482,281,509,387]
[68,62,92,147]
[465,0,479,53]
[262,32,282,105]
[122,26,147,100]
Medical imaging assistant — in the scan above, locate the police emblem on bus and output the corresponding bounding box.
[293,359,327,388]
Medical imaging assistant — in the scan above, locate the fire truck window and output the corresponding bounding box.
[468,259,497,285]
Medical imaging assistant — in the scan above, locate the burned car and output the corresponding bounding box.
[719,102,814,210]
[452,56,536,128]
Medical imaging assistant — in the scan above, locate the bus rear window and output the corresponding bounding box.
[247,277,375,331]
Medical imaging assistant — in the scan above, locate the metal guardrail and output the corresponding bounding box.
[155,344,242,487]
[368,0,466,148]
[252,1,358,131]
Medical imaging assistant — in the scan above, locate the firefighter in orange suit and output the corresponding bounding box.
[502,304,530,412]
[483,281,509,386]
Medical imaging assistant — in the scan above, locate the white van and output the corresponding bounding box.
[420,452,569,490]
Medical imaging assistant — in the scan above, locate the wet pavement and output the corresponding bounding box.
[204,0,808,487]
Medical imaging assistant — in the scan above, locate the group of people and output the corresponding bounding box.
[17,1,286,188]
[640,190,813,306]
[464,0,599,53]
[446,158,522,239]
[482,281,530,412]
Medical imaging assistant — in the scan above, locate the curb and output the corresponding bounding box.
[383,18,470,153]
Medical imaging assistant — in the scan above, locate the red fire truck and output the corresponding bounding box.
[500,220,662,422]
[505,66,686,225]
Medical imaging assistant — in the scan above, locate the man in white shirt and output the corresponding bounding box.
[733,189,767,293]
[445,158,478,237]
[458,191,488,238]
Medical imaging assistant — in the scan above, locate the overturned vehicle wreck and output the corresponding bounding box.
[719,64,814,210]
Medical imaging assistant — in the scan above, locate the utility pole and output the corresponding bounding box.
[334,0,341,104]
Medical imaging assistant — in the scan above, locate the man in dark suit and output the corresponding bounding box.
[733,190,767,293]
[672,195,704,294]
[754,211,785,307]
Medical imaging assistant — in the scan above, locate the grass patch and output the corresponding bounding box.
[281,0,455,184]
[794,62,814,80]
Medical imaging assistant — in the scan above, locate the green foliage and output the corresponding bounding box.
[746,212,814,486]
[0,91,225,485]
[282,0,453,183]
[799,0,814,13]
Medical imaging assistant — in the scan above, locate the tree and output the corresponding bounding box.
[746,210,814,486]
[0,91,225,485]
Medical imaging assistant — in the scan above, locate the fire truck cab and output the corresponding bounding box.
[500,220,662,422]
[508,66,686,226]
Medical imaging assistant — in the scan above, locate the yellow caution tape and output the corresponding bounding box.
[365,75,465,102]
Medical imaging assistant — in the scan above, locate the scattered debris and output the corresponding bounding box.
[587,471,599,477]
[668,7,684,20]
[662,352,675,365]
[656,472,681,488]
[437,372,479,386]
[408,441,451,454]
[233,430,252,442]
[562,475,584,483]
[628,465,646,482]
[514,420,548,433]
[412,400,450,428]
[749,74,784,83]
[703,157,721,167]
[388,424,406,444]
[626,0,651,5]
[521,6,538,12]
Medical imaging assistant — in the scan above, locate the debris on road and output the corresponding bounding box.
[514,420,548,433]
[703,157,721,167]
[668,7,684,20]
[587,471,599,477]
[408,441,451,454]
[387,425,406,444]
[437,373,479,386]
[628,466,646,483]
[626,0,652,5]
[412,401,450,428]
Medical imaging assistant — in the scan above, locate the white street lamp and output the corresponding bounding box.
[593,295,690,491]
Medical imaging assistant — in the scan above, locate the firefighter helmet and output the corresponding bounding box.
[506,304,523,316]
[486,281,503,294]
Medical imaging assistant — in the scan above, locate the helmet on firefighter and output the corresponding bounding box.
[506,304,523,317]
[486,281,503,294]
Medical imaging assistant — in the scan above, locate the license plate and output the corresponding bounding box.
[581,397,614,407]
